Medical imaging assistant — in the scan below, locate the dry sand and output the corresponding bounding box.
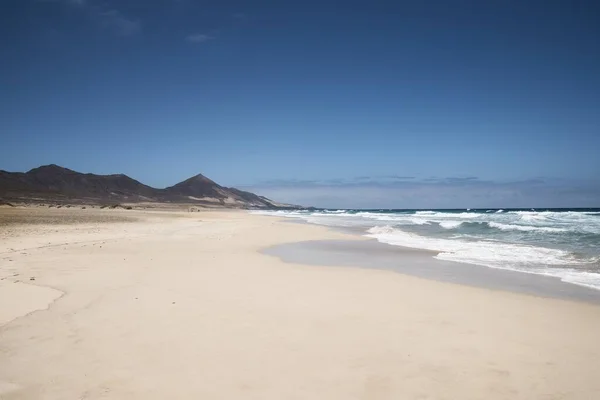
[1,207,600,399]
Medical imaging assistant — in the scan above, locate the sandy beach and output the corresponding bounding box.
[1,207,600,399]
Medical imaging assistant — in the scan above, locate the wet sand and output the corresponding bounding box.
[263,239,600,304]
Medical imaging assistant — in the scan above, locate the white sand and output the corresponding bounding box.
[1,208,600,399]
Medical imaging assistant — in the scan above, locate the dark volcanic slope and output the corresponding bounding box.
[163,174,284,208]
[0,164,294,209]
[164,174,224,199]
[0,165,158,201]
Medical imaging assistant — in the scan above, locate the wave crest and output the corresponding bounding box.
[439,221,464,229]
[488,222,568,233]
[365,225,600,290]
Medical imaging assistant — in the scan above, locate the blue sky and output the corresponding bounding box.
[1,0,599,208]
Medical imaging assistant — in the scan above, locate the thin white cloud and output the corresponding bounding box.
[99,9,142,36]
[186,33,214,43]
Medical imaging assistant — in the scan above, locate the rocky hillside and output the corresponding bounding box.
[0,165,295,209]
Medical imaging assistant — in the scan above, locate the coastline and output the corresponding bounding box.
[266,212,600,298]
[263,225,600,303]
[1,208,600,399]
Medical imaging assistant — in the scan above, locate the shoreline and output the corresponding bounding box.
[266,215,600,302]
[2,208,600,399]
[263,238,600,304]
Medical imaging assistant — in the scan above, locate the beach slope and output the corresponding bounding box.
[1,208,599,399]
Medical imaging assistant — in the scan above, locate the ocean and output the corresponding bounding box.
[254,208,600,291]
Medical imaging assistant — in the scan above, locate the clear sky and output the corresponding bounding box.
[2,0,599,208]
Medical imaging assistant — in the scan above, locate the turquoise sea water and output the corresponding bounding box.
[255,208,600,290]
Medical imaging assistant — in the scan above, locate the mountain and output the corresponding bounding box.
[0,164,296,209]
[0,165,158,201]
[163,175,279,208]
[164,173,225,199]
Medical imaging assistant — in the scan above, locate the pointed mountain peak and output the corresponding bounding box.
[164,172,223,197]
[190,173,213,181]
[177,173,218,186]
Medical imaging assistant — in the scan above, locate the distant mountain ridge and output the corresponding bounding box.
[0,164,296,209]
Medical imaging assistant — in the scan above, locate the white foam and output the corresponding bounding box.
[257,209,600,290]
[516,212,548,222]
[409,218,431,225]
[366,225,600,290]
[366,226,577,266]
[353,212,430,225]
[488,222,568,233]
[538,269,600,291]
[258,209,600,234]
[439,221,464,229]
[415,211,478,219]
